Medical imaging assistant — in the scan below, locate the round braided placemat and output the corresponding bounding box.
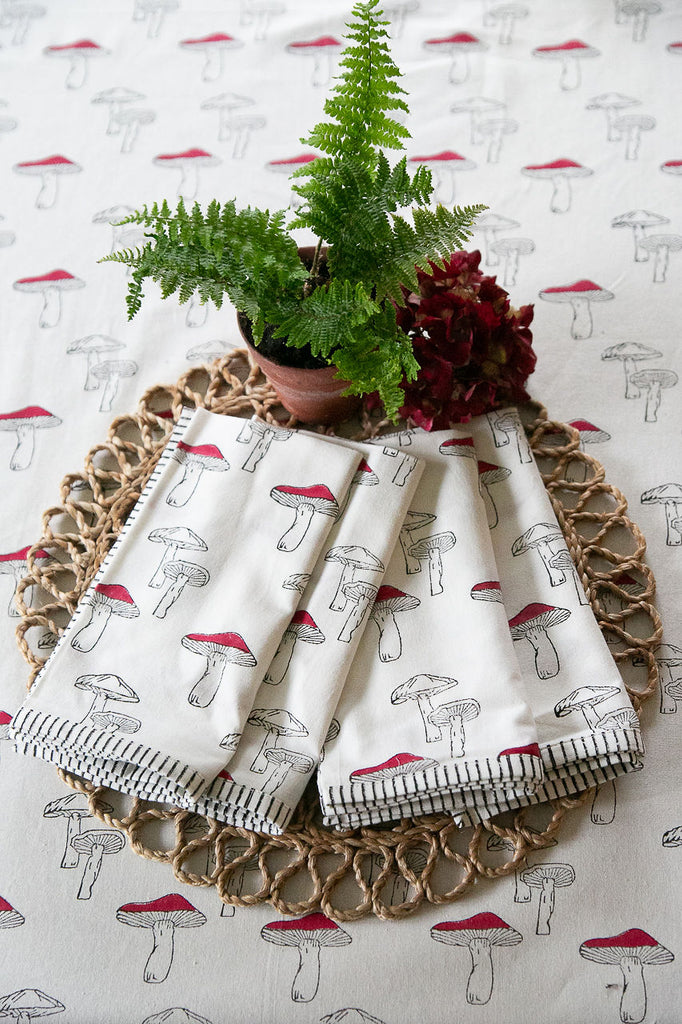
[15,349,662,921]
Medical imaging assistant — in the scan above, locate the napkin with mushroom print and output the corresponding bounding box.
[10,406,365,802]
[317,423,544,830]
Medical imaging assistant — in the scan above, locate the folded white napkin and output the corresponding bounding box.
[11,407,362,803]
[317,425,544,830]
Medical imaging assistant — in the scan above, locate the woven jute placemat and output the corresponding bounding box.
[15,350,662,921]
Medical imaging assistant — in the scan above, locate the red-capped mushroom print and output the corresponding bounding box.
[70,583,139,651]
[0,545,50,616]
[71,829,125,900]
[390,674,459,743]
[179,33,242,82]
[439,435,476,461]
[532,40,600,90]
[0,896,24,930]
[408,151,475,204]
[349,751,439,785]
[477,461,510,529]
[167,442,229,507]
[13,269,84,328]
[285,35,342,87]
[661,159,682,177]
[470,580,504,603]
[509,603,571,679]
[13,155,81,210]
[0,991,64,1020]
[264,610,325,684]
[423,32,487,85]
[43,39,108,89]
[431,912,522,1005]
[580,927,674,1023]
[147,526,208,588]
[236,418,291,472]
[261,912,351,1002]
[0,406,61,471]
[117,893,206,983]
[153,148,220,200]
[182,632,256,708]
[519,862,575,934]
[370,585,420,662]
[271,484,340,551]
[539,279,613,340]
[337,458,379,515]
[522,159,593,213]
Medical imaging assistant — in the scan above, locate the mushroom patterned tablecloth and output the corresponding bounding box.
[1,2,681,1022]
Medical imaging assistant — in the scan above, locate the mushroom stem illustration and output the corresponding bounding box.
[264,610,324,684]
[71,584,139,652]
[431,914,522,1006]
[11,424,35,471]
[580,928,674,1024]
[261,913,351,1003]
[117,894,206,984]
[153,561,209,618]
[271,484,339,552]
[509,604,570,679]
[183,632,256,708]
[521,863,575,935]
[167,442,229,506]
[338,581,378,643]
[71,829,125,899]
[408,532,456,596]
[591,780,617,824]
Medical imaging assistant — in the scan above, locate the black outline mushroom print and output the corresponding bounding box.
[428,698,481,758]
[264,610,325,684]
[320,1009,386,1024]
[117,893,207,984]
[591,779,618,825]
[0,406,61,471]
[431,912,522,1005]
[337,581,378,643]
[486,829,558,903]
[0,896,24,930]
[397,511,437,574]
[153,148,220,201]
[0,545,50,616]
[153,561,210,618]
[539,279,613,339]
[337,458,379,515]
[236,418,291,471]
[554,685,620,727]
[629,368,678,422]
[650,644,682,713]
[470,580,503,603]
[182,632,256,708]
[602,342,662,399]
[201,92,266,156]
[407,532,456,595]
[519,862,575,934]
[282,572,310,593]
[91,359,139,413]
[490,237,535,286]
[370,585,420,662]
[13,155,81,210]
[381,446,416,487]
[262,747,314,795]
[90,710,141,735]
[167,442,229,507]
[438,435,476,461]
[612,210,670,261]
[148,526,208,587]
[579,928,674,1024]
[477,462,510,529]
[43,38,109,89]
[390,674,459,743]
[71,583,139,651]
[531,39,600,90]
[91,85,145,134]
[0,991,65,1020]
[271,484,340,551]
[247,708,308,773]
[43,792,109,869]
[509,603,571,679]
[522,159,592,213]
[640,483,682,546]
[662,826,682,847]
[75,673,139,722]
[586,93,641,142]
[325,545,385,612]
[71,829,125,900]
[487,410,532,463]
[140,1009,213,1024]
[260,912,351,1003]
[349,751,439,785]
[67,335,126,391]
[14,268,85,328]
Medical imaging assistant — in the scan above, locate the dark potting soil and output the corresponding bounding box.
[240,316,330,370]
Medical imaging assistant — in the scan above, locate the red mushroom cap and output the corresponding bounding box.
[177,441,224,459]
[439,436,476,451]
[155,148,215,161]
[273,483,336,501]
[45,39,104,51]
[523,158,587,172]
[0,545,50,563]
[350,752,434,780]
[94,582,136,606]
[262,912,351,947]
[287,35,341,48]
[498,743,542,758]
[116,893,206,928]
[410,150,471,163]
[425,32,482,44]
[180,32,238,45]
[15,155,80,169]
[541,279,608,294]
[509,602,570,632]
[534,39,596,52]
[580,928,674,965]
[268,153,318,167]
[183,631,253,656]
[432,912,522,945]
[15,269,81,285]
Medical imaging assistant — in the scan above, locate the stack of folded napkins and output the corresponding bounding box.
[11,406,644,834]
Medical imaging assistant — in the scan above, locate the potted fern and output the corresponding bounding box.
[103,0,484,423]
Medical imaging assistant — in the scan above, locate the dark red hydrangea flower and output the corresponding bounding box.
[395,250,536,429]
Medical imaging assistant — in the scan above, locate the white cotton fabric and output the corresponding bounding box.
[10,406,362,801]
[317,423,544,830]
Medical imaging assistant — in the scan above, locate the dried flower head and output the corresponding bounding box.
[395,250,536,429]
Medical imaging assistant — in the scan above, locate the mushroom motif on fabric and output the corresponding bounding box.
[285,35,342,88]
[522,159,593,214]
[423,32,487,85]
[43,38,108,89]
[407,532,456,596]
[508,603,571,679]
[116,893,207,984]
[337,458,379,515]
[487,410,532,463]
[640,483,682,546]
[13,155,82,210]
[646,644,682,714]
[261,912,351,1003]
[153,561,210,619]
[247,708,308,774]
[519,862,575,935]
[325,545,385,612]
[182,632,256,708]
[390,675,459,743]
[407,150,475,204]
[369,585,420,662]
[554,685,621,728]
[430,912,523,1006]
[320,1009,386,1024]
[629,368,678,422]
[338,580,378,643]
[91,359,139,412]
[489,236,535,286]
[153,148,220,201]
[282,572,311,594]
[486,828,557,904]
[235,418,291,472]
[271,484,339,552]
[381,446,417,487]
[547,549,589,605]
[611,209,670,262]
[531,40,600,90]
[0,710,13,759]
[601,342,662,399]
[0,406,62,472]
[470,580,503,603]
[586,93,640,142]
[264,610,325,685]
[0,896,24,930]
[539,279,613,340]
[0,545,51,616]
[91,86,145,134]
[319,717,340,762]
[262,747,314,795]
[477,462,510,529]
[71,829,125,900]
[579,928,674,1024]
[612,113,656,161]
[397,511,437,574]
[67,335,126,391]
[74,673,139,723]
[90,710,141,735]
[43,792,107,869]
[167,442,229,507]
[662,826,682,848]
[139,1009,213,1024]
[179,33,242,82]
[147,526,208,588]
[13,269,85,328]
[71,583,139,651]
[438,435,476,461]
[200,93,266,157]
[0,991,65,1020]
[349,751,439,786]
[512,521,572,587]
[428,698,481,758]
